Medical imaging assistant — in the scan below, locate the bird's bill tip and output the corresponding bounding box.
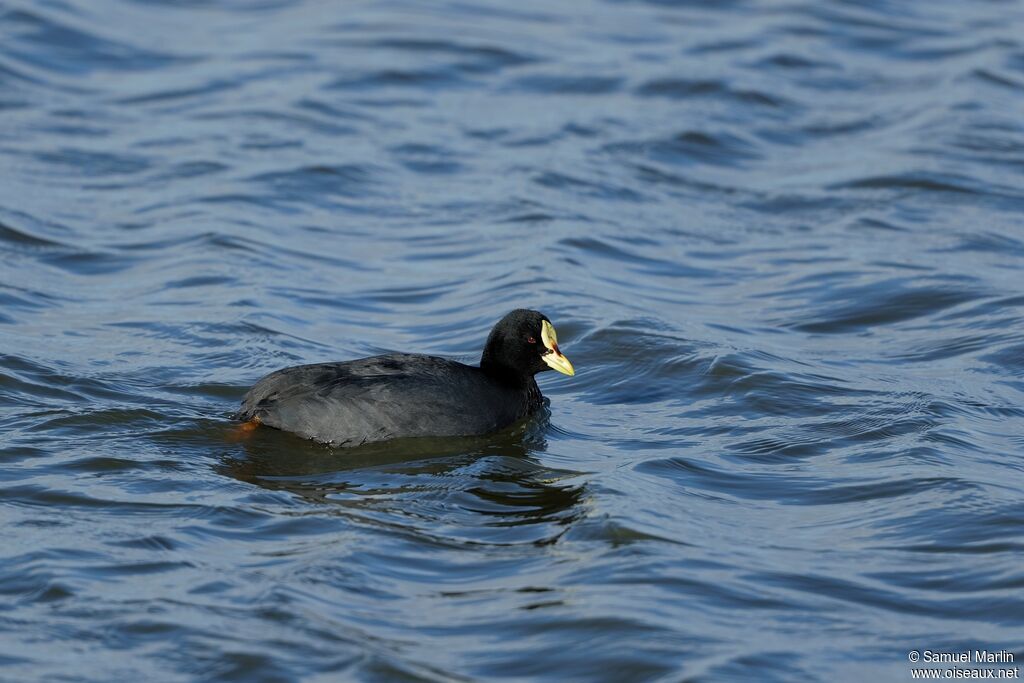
[542,351,575,376]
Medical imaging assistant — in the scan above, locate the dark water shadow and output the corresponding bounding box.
[209,406,577,491]
[219,418,544,478]
[206,408,590,543]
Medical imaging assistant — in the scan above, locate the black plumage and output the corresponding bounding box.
[234,309,574,447]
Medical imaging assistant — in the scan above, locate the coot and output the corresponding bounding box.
[234,309,575,446]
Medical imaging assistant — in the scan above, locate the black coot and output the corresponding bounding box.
[234,309,575,447]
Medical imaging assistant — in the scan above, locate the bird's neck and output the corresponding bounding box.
[481,360,523,384]
[524,377,543,411]
[480,356,534,391]
[480,364,543,416]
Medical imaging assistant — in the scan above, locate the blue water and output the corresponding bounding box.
[2,0,1024,680]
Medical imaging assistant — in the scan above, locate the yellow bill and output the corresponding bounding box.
[540,319,575,376]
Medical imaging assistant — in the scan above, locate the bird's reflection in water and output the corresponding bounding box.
[216,407,588,541]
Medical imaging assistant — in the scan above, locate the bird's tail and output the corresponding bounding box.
[226,416,262,442]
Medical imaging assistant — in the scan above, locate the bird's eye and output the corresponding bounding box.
[527,336,536,344]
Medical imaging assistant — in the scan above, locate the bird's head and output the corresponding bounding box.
[481,309,575,381]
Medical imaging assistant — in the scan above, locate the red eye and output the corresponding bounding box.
[527,336,536,344]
